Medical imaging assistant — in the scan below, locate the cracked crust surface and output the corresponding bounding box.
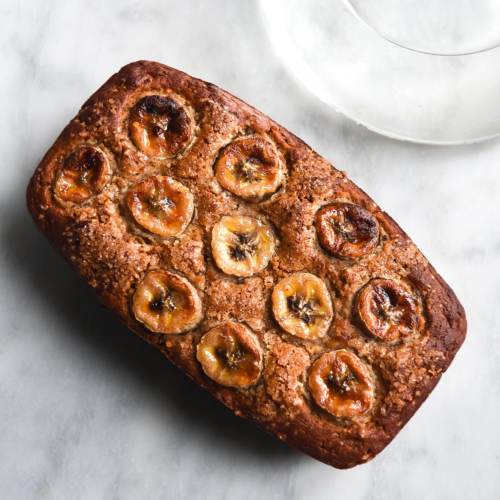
[26,61,467,469]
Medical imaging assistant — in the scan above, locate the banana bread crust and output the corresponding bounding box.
[26,61,467,469]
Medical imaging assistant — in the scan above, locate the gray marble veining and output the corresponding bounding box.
[0,0,498,498]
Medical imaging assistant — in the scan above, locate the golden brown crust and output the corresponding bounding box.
[26,61,467,469]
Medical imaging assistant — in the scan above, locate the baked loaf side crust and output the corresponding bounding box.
[26,61,467,469]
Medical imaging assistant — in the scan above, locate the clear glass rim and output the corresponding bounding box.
[343,0,500,57]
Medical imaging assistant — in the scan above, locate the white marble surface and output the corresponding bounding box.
[1,1,499,498]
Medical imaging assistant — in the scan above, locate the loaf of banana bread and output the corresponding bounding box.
[26,61,467,469]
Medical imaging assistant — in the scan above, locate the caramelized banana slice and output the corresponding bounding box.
[356,279,423,341]
[211,216,275,277]
[197,322,263,388]
[272,273,333,340]
[129,95,193,158]
[126,176,194,237]
[132,270,203,334]
[309,350,374,418]
[315,202,379,259]
[214,137,282,200]
[54,146,110,202]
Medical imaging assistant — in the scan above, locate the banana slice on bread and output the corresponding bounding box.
[309,350,374,418]
[54,146,111,203]
[272,273,333,340]
[315,202,379,259]
[129,95,193,158]
[214,137,283,201]
[197,322,262,388]
[133,270,203,334]
[356,279,424,341]
[126,176,194,238]
[211,216,275,277]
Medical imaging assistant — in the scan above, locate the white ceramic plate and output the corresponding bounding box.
[260,0,500,145]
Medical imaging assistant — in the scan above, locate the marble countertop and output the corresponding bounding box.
[1,0,499,498]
